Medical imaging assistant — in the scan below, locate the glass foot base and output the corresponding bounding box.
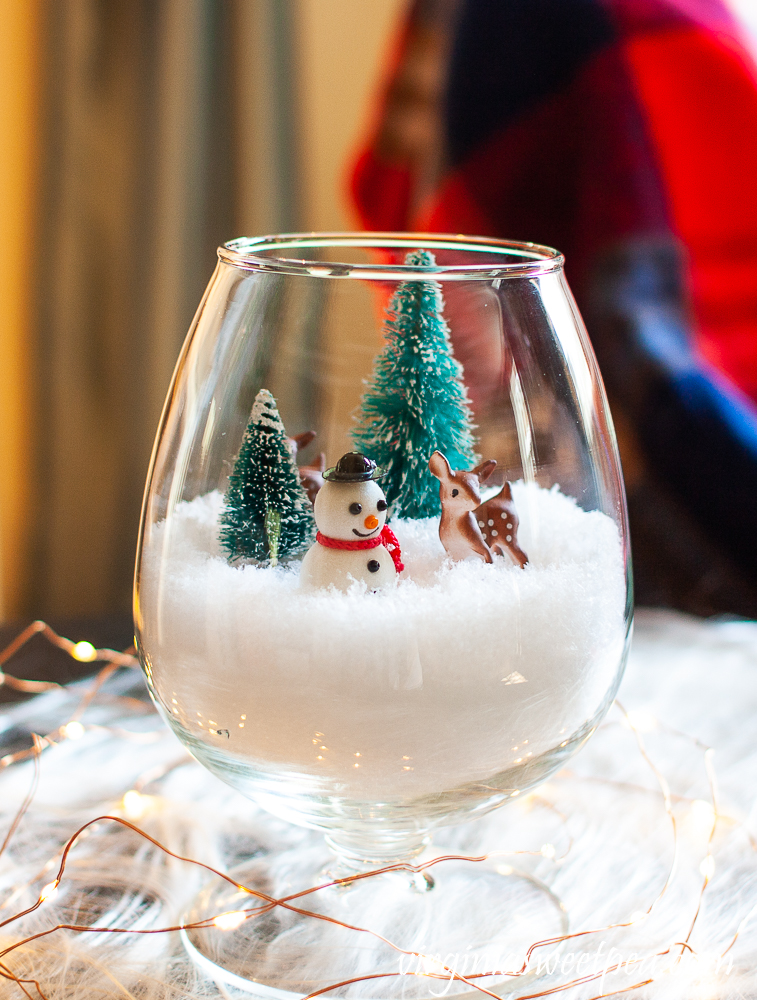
[181,846,568,999]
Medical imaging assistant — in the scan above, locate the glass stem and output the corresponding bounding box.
[324,829,430,874]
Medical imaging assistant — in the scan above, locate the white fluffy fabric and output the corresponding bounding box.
[0,611,756,998]
[138,486,626,799]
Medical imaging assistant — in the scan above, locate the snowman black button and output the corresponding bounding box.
[367,559,381,573]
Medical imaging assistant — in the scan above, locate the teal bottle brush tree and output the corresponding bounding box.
[219,389,315,564]
[352,249,477,518]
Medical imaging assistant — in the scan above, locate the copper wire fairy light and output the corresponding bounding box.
[0,622,746,999]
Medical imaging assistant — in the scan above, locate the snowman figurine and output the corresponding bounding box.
[300,452,403,592]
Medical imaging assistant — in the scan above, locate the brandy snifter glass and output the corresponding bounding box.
[135,233,632,997]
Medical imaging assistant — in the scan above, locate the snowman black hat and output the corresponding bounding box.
[323,452,386,483]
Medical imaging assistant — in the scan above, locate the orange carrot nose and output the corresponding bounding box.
[364,515,379,530]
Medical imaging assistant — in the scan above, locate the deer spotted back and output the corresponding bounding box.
[474,483,528,568]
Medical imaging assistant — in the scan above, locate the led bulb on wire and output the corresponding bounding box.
[71,641,97,662]
[39,881,59,902]
[213,910,246,930]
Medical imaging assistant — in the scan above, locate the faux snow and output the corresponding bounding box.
[138,484,626,800]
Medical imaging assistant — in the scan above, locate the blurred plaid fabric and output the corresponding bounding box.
[352,0,757,616]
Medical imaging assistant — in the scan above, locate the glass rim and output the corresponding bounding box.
[218,232,565,280]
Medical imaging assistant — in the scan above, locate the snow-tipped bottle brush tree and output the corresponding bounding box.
[352,249,477,518]
[219,389,315,564]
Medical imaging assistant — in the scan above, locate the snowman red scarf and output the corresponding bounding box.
[315,525,404,573]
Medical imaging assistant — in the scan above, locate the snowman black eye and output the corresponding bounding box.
[451,489,459,497]
[349,502,362,515]
[376,499,387,511]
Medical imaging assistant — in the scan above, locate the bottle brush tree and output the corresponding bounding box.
[352,249,477,518]
[219,389,315,564]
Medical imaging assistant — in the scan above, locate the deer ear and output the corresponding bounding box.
[473,458,497,483]
[428,451,450,479]
[294,430,317,451]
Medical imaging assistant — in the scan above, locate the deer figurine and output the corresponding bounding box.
[428,451,497,563]
[286,430,317,458]
[299,451,326,506]
[286,430,325,505]
[429,451,529,567]
[474,481,528,568]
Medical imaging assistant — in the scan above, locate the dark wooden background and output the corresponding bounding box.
[0,612,134,707]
